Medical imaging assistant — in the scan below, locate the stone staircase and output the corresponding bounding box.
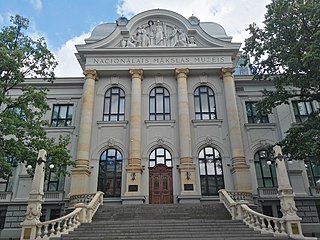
[55,202,290,240]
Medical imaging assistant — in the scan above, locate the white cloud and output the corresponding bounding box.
[53,33,90,77]
[53,2,271,77]
[0,14,4,23]
[29,0,42,11]
[117,0,271,45]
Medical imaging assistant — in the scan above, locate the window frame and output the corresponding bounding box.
[98,148,123,197]
[149,87,171,121]
[149,148,172,167]
[194,86,217,120]
[198,147,224,196]
[103,87,125,121]
[245,101,269,124]
[254,150,278,188]
[51,104,73,127]
[292,101,314,123]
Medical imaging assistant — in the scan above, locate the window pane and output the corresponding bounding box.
[111,95,119,113]
[200,94,209,112]
[119,99,125,113]
[154,176,159,189]
[150,99,155,113]
[59,106,67,118]
[207,159,215,175]
[156,94,163,113]
[164,98,170,113]
[157,157,165,164]
[199,160,206,175]
[194,97,200,112]
[67,106,73,118]
[162,176,168,190]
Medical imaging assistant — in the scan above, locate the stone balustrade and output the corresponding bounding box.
[219,189,288,237]
[35,191,103,239]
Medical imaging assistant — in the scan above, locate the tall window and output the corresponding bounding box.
[46,170,64,191]
[254,150,277,187]
[246,102,269,123]
[98,149,122,197]
[149,87,170,120]
[198,147,224,195]
[194,86,216,120]
[51,104,73,127]
[149,148,172,167]
[292,101,314,123]
[305,159,320,187]
[103,87,125,121]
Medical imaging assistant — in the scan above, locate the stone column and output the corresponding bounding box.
[124,69,144,202]
[20,150,46,240]
[175,68,196,198]
[273,145,303,239]
[221,68,251,191]
[70,69,98,196]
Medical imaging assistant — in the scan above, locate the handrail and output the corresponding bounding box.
[218,189,288,237]
[35,191,104,239]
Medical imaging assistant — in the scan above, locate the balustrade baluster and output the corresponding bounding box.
[279,220,286,234]
[43,224,49,237]
[274,220,280,234]
[36,226,42,238]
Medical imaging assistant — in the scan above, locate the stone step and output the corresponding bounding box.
[54,203,288,240]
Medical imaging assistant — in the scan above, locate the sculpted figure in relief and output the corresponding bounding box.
[168,26,179,46]
[177,29,188,46]
[153,20,165,46]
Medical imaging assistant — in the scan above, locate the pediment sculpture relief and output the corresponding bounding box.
[120,20,197,48]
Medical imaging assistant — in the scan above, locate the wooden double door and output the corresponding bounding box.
[149,164,173,204]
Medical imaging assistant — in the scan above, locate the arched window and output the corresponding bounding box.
[149,87,170,120]
[254,150,278,187]
[103,87,125,121]
[198,147,224,195]
[194,86,216,120]
[98,149,122,197]
[149,148,172,167]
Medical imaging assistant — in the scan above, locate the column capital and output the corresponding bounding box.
[83,69,99,81]
[129,69,143,79]
[220,67,235,79]
[175,68,189,79]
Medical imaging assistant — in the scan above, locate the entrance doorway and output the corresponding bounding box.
[149,164,173,204]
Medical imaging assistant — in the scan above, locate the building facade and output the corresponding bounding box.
[0,9,319,239]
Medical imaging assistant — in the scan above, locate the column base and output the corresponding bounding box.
[69,167,90,196]
[124,166,143,196]
[179,164,197,195]
[231,160,252,192]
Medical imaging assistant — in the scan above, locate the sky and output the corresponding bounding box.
[0,0,271,77]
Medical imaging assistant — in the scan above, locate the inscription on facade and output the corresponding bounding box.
[90,56,227,66]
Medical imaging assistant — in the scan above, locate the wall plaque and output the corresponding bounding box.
[128,185,138,192]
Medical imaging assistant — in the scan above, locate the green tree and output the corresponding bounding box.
[0,15,73,179]
[243,0,320,161]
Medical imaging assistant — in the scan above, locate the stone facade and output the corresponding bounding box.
[0,9,319,239]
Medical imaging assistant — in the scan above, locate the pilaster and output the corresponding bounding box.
[70,69,98,196]
[221,67,251,192]
[124,69,144,203]
[175,68,198,200]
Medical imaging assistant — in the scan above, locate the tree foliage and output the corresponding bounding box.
[0,15,73,179]
[243,0,320,161]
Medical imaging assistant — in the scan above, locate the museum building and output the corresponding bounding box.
[0,9,319,239]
